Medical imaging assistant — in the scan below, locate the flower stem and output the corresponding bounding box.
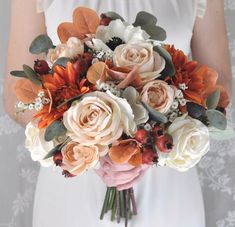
[100,187,111,220]
[116,190,121,223]
[129,188,138,215]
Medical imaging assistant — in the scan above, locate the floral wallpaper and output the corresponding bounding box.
[0,1,234,227]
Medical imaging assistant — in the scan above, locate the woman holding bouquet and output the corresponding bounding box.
[4,0,232,226]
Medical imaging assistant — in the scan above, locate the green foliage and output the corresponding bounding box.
[104,12,125,21]
[206,89,220,109]
[10,70,27,78]
[206,109,227,130]
[186,102,206,119]
[29,34,54,54]
[23,64,42,86]
[44,120,67,142]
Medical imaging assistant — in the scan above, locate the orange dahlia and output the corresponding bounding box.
[34,62,95,129]
[166,45,229,108]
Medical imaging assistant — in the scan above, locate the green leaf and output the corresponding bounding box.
[10,70,27,78]
[206,90,220,109]
[206,109,227,130]
[133,11,157,27]
[142,102,168,123]
[44,120,67,142]
[29,34,54,54]
[43,143,62,160]
[103,12,125,21]
[142,24,166,41]
[23,64,42,86]
[53,57,70,68]
[153,45,175,77]
[186,102,206,119]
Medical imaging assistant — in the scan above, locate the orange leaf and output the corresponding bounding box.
[86,62,107,84]
[57,22,84,43]
[128,152,143,166]
[109,139,140,164]
[14,79,41,104]
[73,7,100,37]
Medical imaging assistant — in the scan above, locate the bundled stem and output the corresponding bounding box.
[100,187,137,227]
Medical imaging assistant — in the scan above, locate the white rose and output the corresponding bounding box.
[165,114,210,171]
[25,122,54,167]
[63,91,136,146]
[47,37,84,64]
[113,42,165,82]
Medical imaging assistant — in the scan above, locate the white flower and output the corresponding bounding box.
[63,91,136,146]
[175,89,184,99]
[47,37,84,64]
[25,122,54,167]
[165,114,210,171]
[86,19,149,51]
[122,86,149,125]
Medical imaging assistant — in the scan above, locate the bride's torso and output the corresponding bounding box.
[43,0,201,54]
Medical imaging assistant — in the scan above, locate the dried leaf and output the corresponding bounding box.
[87,62,107,84]
[128,152,143,166]
[14,79,41,104]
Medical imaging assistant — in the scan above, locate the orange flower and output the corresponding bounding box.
[34,62,95,129]
[109,139,143,166]
[166,45,229,108]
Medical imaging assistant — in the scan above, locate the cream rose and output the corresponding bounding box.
[47,37,84,64]
[25,122,54,167]
[113,42,165,82]
[165,114,210,171]
[62,141,107,175]
[63,91,136,146]
[140,80,175,114]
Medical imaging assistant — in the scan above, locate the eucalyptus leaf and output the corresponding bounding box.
[142,24,166,41]
[10,70,27,78]
[154,45,175,77]
[52,57,70,68]
[206,89,220,109]
[186,102,206,119]
[29,34,54,54]
[206,109,227,130]
[133,11,157,27]
[23,64,42,86]
[43,143,62,160]
[142,102,168,123]
[44,120,67,142]
[103,12,125,21]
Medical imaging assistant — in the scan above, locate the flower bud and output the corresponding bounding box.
[142,146,157,165]
[134,129,149,144]
[155,134,173,153]
[53,151,63,166]
[34,59,50,74]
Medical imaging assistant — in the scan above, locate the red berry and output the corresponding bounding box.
[82,53,93,67]
[153,125,164,138]
[155,134,173,153]
[53,152,63,166]
[134,129,149,144]
[73,56,88,75]
[142,146,155,164]
[34,59,50,74]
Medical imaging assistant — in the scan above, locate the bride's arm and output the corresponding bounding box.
[3,0,46,127]
[191,0,232,97]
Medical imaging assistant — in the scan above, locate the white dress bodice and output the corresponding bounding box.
[33,1,207,227]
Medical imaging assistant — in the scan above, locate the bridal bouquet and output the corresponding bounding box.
[11,7,232,226]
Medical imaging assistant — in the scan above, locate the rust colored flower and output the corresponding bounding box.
[109,139,143,166]
[165,45,229,108]
[34,62,95,129]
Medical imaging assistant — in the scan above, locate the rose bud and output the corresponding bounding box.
[62,170,76,178]
[134,129,149,144]
[155,134,173,153]
[142,146,157,165]
[100,14,112,26]
[53,151,63,166]
[153,125,164,138]
[34,59,50,74]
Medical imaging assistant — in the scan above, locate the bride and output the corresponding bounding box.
[4,0,232,226]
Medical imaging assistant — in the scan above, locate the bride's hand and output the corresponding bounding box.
[95,155,149,191]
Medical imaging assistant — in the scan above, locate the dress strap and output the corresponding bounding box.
[196,0,207,18]
[37,0,54,13]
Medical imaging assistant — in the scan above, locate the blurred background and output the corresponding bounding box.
[0,1,235,227]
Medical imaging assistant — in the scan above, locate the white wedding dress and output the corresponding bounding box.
[33,1,207,227]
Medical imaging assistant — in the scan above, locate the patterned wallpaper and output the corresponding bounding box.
[0,1,234,227]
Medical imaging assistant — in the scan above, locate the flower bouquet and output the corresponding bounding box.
[11,7,233,226]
